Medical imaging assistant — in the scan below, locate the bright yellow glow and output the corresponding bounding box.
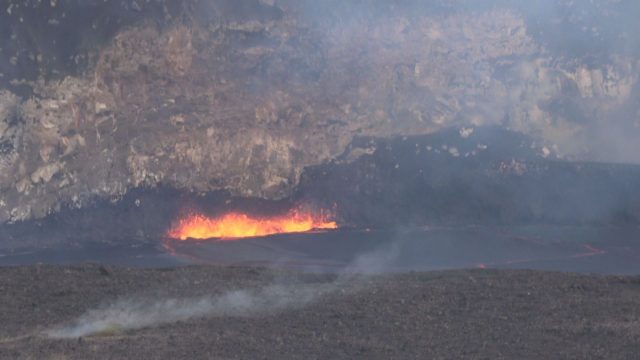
[168,209,337,240]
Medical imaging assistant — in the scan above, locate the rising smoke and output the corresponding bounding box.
[47,235,403,338]
[47,283,333,338]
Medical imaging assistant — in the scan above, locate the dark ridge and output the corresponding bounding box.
[296,127,640,227]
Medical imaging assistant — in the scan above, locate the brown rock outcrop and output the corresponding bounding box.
[0,1,638,223]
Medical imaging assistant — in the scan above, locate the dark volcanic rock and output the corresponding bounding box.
[297,127,640,227]
[1,265,639,359]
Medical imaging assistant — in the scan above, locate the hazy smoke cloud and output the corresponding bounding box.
[47,234,405,338]
[291,0,640,164]
[343,240,401,275]
[47,282,334,338]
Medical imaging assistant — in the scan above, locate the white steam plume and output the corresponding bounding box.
[47,282,334,338]
[46,233,405,339]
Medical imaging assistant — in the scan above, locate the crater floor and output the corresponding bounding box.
[1,265,639,359]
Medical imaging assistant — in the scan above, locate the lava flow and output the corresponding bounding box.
[168,209,338,240]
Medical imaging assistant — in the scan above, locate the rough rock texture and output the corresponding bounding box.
[1,265,640,359]
[0,0,639,223]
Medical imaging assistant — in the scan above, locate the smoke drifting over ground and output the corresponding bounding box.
[47,283,333,338]
[48,233,405,338]
[48,277,349,338]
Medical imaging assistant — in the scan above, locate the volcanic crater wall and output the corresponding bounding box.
[0,0,639,224]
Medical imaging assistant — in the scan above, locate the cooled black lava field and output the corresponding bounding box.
[1,265,640,359]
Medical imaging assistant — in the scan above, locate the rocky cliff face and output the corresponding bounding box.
[0,0,638,223]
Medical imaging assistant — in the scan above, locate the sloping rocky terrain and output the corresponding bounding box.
[0,0,639,224]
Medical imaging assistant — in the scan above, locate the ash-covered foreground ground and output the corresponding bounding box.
[1,265,639,359]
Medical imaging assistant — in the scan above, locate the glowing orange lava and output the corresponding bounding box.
[168,209,338,240]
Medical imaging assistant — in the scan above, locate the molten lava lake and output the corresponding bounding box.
[167,210,338,241]
[2,225,640,274]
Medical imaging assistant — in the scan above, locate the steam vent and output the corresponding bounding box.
[1,1,640,358]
